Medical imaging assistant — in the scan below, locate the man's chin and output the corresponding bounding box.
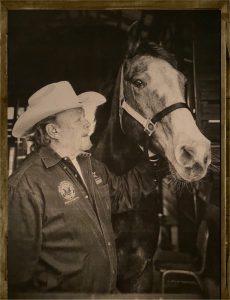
[80,136,92,151]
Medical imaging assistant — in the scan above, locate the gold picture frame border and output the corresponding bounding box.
[0,0,229,299]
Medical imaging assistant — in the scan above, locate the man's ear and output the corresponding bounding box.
[45,123,59,139]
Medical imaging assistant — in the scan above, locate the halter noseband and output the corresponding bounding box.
[119,65,190,137]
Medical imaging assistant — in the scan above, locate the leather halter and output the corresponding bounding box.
[119,65,190,137]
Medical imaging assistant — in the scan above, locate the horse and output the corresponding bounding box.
[92,22,211,293]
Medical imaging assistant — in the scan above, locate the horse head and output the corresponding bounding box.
[118,22,211,182]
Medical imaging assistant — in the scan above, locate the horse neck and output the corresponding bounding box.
[92,66,143,175]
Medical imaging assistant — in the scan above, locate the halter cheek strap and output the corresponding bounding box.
[121,100,153,133]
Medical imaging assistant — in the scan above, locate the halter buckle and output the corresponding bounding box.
[144,119,156,136]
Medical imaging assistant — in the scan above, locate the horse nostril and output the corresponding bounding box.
[182,146,193,161]
[192,162,203,173]
[175,145,195,167]
[204,155,208,165]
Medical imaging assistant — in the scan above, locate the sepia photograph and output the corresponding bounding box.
[0,0,229,299]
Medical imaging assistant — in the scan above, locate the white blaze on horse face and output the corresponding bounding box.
[137,57,211,182]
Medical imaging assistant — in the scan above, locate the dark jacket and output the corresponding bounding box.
[8,146,158,293]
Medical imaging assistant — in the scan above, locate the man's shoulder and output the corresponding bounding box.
[90,155,107,170]
[9,151,42,188]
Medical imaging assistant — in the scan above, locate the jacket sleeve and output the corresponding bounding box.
[8,180,43,290]
[92,159,163,213]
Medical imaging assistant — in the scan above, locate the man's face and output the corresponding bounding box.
[55,107,91,154]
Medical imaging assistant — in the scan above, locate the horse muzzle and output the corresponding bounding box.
[173,140,211,182]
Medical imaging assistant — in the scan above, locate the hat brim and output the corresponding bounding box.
[12,91,106,138]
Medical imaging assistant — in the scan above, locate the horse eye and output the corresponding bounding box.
[133,79,145,89]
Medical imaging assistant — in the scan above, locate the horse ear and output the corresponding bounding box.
[126,21,141,58]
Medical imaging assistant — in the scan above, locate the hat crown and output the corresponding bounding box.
[28,81,77,109]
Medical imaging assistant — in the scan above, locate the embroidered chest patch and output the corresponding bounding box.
[58,180,78,204]
[92,171,103,185]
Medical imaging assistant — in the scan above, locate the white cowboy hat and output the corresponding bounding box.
[12,81,106,138]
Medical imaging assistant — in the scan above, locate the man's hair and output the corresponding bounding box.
[28,115,57,152]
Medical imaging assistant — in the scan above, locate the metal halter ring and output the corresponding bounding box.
[144,119,156,136]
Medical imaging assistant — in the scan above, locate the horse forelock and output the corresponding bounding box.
[126,40,178,69]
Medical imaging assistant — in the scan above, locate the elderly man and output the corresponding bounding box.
[8,81,159,294]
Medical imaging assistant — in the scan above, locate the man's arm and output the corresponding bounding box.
[8,182,43,291]
[92,158,168,213]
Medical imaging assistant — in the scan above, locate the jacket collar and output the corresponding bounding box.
[38,146,62,168]
[38,146,91,168]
